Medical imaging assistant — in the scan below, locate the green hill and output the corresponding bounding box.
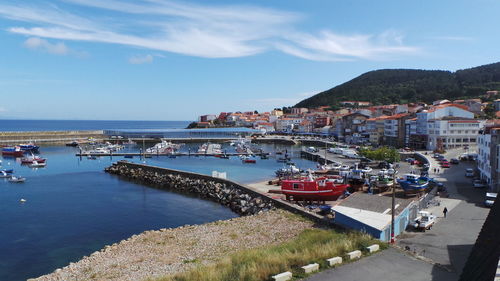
[295,62,500,108]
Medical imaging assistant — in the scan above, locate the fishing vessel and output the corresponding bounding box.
[281,174,350,201]
[397,174,431,192]
[19,142,39,152]
[2,146,24,157]
[146,140,181,154]
[21,155,46,164]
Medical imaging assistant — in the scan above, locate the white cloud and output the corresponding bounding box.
[0,1,419,61]
[129,54,154,64]
[23,37,68,55]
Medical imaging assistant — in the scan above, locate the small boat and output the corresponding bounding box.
[281,173,350,201]
[397,174,431,192]
[0,171,12,178]
[19,143,39,152]
[21,156,46,164]
[0,169,14,174]
[2,146,24,157]
[29,161,47,168]
[9,176,26,183]
[66,141,79,147]
[275,164,301,177]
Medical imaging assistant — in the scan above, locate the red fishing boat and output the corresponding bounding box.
[281,174,350,201]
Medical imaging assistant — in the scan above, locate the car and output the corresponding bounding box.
[413,211,436,231]
[484,193,497,207]
[405,157,415,163]
[441,162,450,168]
[473,180,487,188]
[361,167,373,173]
[465,168,474,177]
[450,158,459,164]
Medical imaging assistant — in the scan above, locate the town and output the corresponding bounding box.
[196,92,500,192]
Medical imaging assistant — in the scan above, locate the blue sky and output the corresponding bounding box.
[0,0,499,121]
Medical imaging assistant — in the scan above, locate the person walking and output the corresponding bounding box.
[443,207,448,218]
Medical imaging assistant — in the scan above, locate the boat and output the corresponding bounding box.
[87,155,97,160]
[29,161,47,168]
[19,142,39,152]
[0,169,14,174]
[146,140,181,154]
[0,171,12,178]
[66,141,80,147]
[198,143,223,154]
[281,173,350,201]
[397,174,431,192]
[275,164,301,177]
[9,176,26,183]
[2,146,24,157]
[21,156,46,164]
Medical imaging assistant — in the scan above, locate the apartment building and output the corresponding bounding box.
[478,125,500,192]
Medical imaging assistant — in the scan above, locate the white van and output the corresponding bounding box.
[465,168,474,177]
[485,193,497,207]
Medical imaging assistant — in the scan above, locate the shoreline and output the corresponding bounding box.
[30,210,315,281]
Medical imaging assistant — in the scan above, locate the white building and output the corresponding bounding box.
[275,118,303,132]
[478,132,491,186]
[478,126,500,192]
[427,119,485,150]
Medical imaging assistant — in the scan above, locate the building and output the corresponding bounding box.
[340,101,371,107]
[464,99,483,115]
[383,113,412,148]
[314,116,331,128]
[332,193,413,241]
[478,125,500,192]
[291,107,308,114]
[275,118,303,132]
[198,114,217,122]
[103,127,260,139]
[297,120,313,133]
[427,118,484,151]
[494,99,500,111]
[366,115,389,146]
[254,122,275,134]
[337,112,370,144]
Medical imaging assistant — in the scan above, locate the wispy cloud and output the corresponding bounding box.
[23,37,69,55]
[432,36,474,41]
[0,0,419,61]
[128,54,154,64]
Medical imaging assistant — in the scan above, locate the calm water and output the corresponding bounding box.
[0,143,316,281]
[0,120,190,132]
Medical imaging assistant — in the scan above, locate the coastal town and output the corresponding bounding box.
[2,1,500,281]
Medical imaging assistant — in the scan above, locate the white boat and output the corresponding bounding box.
[146,140,181,154]
[9,176,26,183]
[29,161,47,168]
[0,171,11,178]
[198,143,223,154]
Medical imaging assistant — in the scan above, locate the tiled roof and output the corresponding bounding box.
[427,103,469,112]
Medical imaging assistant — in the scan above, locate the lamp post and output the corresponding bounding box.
[391,169,397,244]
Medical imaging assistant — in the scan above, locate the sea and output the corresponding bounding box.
[0,120,317,281]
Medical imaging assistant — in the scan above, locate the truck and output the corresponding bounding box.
[412,211,436,231]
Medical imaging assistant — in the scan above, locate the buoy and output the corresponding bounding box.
[20,199,27,203]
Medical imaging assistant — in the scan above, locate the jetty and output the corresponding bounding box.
[76,152,269,157]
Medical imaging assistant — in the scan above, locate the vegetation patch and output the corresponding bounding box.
[153,229,385,281]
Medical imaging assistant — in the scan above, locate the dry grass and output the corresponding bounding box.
[153,228,384,281]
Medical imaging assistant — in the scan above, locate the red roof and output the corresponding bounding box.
[427,103,469,113]
[384,113,410,120]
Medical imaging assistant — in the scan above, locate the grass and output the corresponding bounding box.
[151,228,385,281]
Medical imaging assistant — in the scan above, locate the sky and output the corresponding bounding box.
[0,0,499,121]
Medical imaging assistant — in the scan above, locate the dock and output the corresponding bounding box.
[76,152,269,157]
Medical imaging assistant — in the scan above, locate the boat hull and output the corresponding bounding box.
[281,189,346,201]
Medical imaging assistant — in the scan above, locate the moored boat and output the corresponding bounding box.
[8,176,26,183]
[19,142,39,152]
[0,169,14,174]
[29,161,47,168]
[281,174,350,201]
[2,146,24,157]
[21,156,46,164]
[0,171,12,178]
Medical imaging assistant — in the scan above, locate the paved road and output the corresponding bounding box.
[306,248,456,281]
[305,148,490,281]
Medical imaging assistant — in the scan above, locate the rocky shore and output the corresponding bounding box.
[104,162,275,216]
[31,210,315,281]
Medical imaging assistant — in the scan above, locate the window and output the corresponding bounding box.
[292,183,302,190]
[470,138,476,142]
[463,138,468,142]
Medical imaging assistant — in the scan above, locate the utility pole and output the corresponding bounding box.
[391,169,397,244]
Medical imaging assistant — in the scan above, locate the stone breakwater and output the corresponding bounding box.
[105,162,275,216]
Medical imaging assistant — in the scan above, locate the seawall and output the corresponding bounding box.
[0,130,104,145]
[105,161,332,224]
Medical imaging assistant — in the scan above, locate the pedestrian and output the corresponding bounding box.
[443,207,448,218]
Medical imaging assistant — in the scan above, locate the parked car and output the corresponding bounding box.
[484,193,497,207]
[472,179,487,188]
[441,162,451,168]
[413,211,436,231]
[306,147,318,153]
[450,158,459,164]
[465,168,474,177]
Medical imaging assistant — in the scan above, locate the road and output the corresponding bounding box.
[304,148,490,281]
